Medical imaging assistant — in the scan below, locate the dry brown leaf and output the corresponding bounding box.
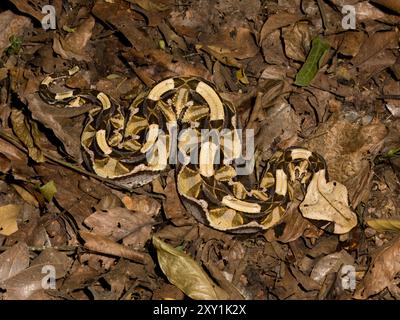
[338,31,364,57]
[121,194,161,216]
[8,0,46,22]
[53,16,95,62]
[371,0,400,13]
[259,13,303,45]
[153,236,229,300]
[163,171,194,226]
[0,204,21,236]
[10,109,45,163]
[0,248,70,300]
[264,201,312,243]
[367,218,400,233]
[11,184,39,208]
[282,22,311,62]
[80,230,147,263]
[0,11,32,56]
[0,242,29,282]
[84,207,154,248]
[356,237,400,298]
[304,115,388,208]
[300,171,357,234]
[199,26,259,60]
[351,30,398,67]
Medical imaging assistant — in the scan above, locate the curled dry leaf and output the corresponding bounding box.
[356,237,400,298]
[0,204,21,236]
[153,236,229,300]
[367,218,400,233]
[300,171,357,234]
[80,230,147,263]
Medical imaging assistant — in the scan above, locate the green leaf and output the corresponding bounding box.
[39,180,57,202]
[294,37,330,87]
[153,236,229,300]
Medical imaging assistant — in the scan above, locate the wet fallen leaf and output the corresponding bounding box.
[300,171,358,234]
[153,236,229,300]
[0,204,21,236]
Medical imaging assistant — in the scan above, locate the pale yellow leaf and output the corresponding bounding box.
[299,170,357,234]
[0,204,21,236]
[39,180,57,202]
[153,236,229,300]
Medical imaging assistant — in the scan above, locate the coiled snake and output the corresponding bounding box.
[39,67,327,233]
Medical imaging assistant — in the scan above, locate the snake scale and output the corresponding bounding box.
[39,67,327,234]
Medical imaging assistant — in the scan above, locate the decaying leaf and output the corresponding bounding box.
[0,204,21,236]
[300,171,357,234]
[367,219,400,233]
[153,236,229,300]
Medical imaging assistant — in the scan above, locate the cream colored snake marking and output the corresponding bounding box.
[39,67,327,233]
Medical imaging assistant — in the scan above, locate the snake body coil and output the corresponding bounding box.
[39,67,327,233]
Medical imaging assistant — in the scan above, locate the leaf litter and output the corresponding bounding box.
[0,0,399,300]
